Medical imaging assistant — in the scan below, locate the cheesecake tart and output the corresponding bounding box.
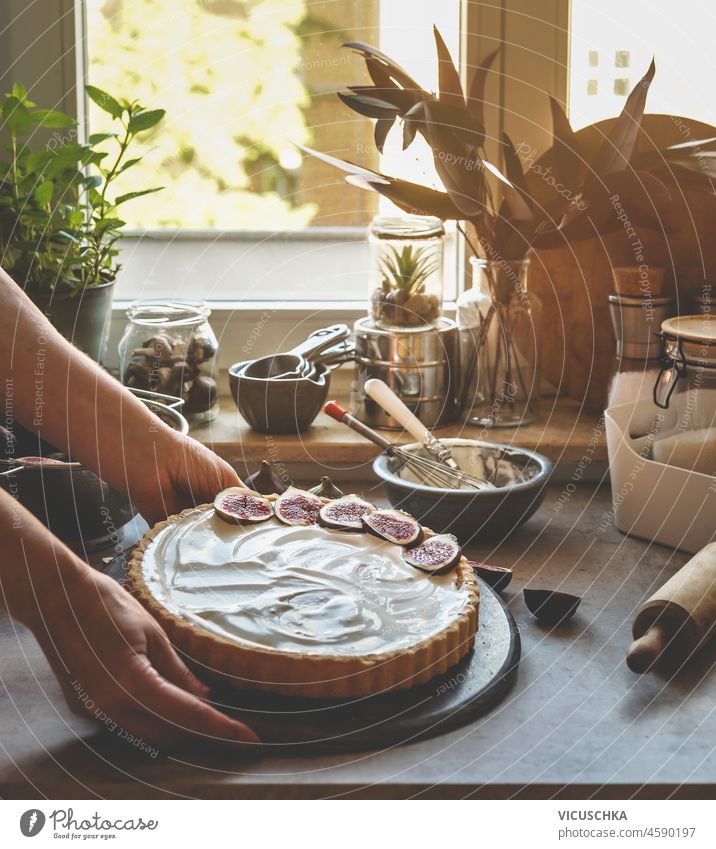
[128,490,479,698]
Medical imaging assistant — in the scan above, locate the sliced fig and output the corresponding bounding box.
[523,588,581,626]
[309,475,344,499]
[362,509,423,546]
[468,560,513,592]
[214,487,274,524]
[275,487,322,526]
[318,495,375,531]
[404,534,462,575]
[243,460,290,495]
[17,456,65,465]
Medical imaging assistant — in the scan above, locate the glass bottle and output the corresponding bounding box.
[368,215,444,330]
[458,257,541,428]
[118,300,219,425]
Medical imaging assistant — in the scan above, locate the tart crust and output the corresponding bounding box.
[128,498,479,699]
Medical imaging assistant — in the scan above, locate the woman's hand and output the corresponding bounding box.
[35,566,259,754]
[127,428,242,526]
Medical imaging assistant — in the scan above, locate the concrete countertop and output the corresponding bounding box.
[2,482,712,800]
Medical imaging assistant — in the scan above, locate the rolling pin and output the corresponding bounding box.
[627,542,716,673]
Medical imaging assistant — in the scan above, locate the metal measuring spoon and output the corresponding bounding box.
[241,324,350,380]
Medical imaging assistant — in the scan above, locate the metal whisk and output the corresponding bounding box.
[323,402,494,491]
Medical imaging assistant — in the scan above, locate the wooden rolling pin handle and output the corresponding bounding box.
[626,624,669,674]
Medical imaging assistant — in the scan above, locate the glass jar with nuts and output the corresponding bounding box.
[118,300,219,425]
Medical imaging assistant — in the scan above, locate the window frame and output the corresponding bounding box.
[3,0,570,367]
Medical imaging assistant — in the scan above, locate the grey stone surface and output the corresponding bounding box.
[2,483,714,799]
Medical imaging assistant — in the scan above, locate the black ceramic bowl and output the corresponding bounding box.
[373,438,553,544]
[228,361,330,434]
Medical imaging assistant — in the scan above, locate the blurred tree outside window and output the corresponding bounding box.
[85,0,380,229]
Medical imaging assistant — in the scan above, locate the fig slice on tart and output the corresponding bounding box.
[318,495,375,531]
[468,560,513,592]
[214,488,274,524]
[275,487,323,526]
[404,534,462,575]
[362,509,423,547]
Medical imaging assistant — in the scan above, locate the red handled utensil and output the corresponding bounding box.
[324,401,491,491]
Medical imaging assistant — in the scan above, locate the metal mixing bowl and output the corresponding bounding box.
[373,438,553,544]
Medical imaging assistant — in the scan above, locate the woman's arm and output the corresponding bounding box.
[0,487,259,752]
[0,267,241,523]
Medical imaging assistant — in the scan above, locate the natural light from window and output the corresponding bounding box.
[85,0,459,231]
[569,0,716,130]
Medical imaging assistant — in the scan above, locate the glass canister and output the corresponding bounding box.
[368,215,444,330]
[652,315,716,474]
[118,300,219,425]
[458,257,541,428]
[607,293,674,409]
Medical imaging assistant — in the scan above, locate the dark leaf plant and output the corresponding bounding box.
[299,27,714,273]
[299,28,716,422]
[0,83,164,293]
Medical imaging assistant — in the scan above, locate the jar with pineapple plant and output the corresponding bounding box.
[368,215,444,330]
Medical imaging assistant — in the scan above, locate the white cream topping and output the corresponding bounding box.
[141,507,469,656]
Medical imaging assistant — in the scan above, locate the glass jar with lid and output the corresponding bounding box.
[652,315,716,474]
[368,215,445,330]
[118,300,219,425]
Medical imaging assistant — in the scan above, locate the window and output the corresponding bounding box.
[84,0,459,231]
[78,0,460,301]
[569,0,716,129]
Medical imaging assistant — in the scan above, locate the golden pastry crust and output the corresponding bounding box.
[127,496,479,699]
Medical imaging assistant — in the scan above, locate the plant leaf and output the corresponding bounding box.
[2,96,33,136]
[548,95,581,187]
[117,156,143,175]
[484,155,533,221]
[346,84,415,113]
[374,118,394,154]
[85,85,124,119]
[434,26,464,108]
[423,100,484,148]
[127,108,165,134]
[114,187,163,205]
[337,92,400,120]
[94,217,126,235]
[33,180,53,206]
[590,59,656,176]
[466,47,499,126]
[423,100,485,218]
[357,176,464,220]
[296,143,390,185]
[533,168,671,248]
[88,132,119,145]
[299,143,463,219]
[343,41,423,93]
[24,148,53,175]
[30,109,77,129]
[45,143,89,177]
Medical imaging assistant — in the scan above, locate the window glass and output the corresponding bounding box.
[85,0,459,230]
[569,0,716,129]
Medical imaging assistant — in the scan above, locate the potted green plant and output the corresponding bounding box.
[0,83,164,362]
